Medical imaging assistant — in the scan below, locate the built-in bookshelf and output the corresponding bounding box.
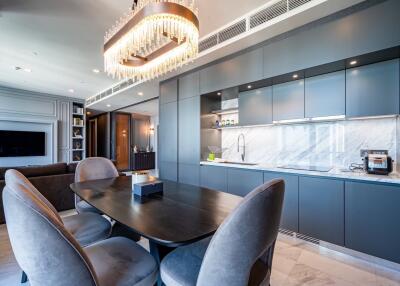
[71,102,86,163]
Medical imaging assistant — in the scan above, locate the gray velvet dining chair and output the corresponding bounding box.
[160,179,285,286]
[4,169,112,284]
[74,157,119,214]
[3,169,158,286]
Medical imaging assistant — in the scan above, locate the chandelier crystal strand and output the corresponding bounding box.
[104,0,199,81]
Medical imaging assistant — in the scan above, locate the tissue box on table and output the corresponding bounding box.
[133,180,163,196]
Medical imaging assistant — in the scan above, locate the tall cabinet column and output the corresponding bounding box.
[159,79,178,181]
[178,72,200,185]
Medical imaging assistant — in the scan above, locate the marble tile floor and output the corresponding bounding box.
[1,215,400,286]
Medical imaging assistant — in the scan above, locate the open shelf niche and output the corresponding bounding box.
[71,102,86,163]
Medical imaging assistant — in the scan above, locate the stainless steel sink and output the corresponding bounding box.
[223,161,258,166]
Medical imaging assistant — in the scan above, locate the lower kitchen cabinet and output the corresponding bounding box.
[299,177,344,246]
[227,169,264,197]
[200,165,227,192]
[264,172,299,232]
[345,182,400,264]
[179,163,200,186]
[159,161,178,181]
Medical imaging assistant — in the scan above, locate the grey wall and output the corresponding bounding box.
[0,86,84,167]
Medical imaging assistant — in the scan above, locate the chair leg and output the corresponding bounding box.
[21,271,28,283]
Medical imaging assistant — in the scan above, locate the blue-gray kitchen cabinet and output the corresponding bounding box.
[264,172,299,232]
[200,165,227,193]
[239,87,273,126]
[178,163,200,186]
[199,48,263,94]
[305,71,345,118]
[178,95,200,186]
[299,177,344,246]
[346,59,400,118]
[179,72,200,100]
[159,79,178,181]
[272,80,305,121]
[345,181,400,264]
[227,168,264,197]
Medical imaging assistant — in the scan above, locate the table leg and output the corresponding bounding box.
[149,241,175,286]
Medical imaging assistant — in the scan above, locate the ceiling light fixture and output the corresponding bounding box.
[106,104,111,107]
[138,92,144,96]
[350,60,357,65]
[292,74,298,79]
[92,69,100,73]
[247,85,252,89]
[104,0,199,82]
[217,92,222,96]
[68,89,75,93]
[24,68,32,73]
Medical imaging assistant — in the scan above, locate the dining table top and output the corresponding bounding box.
[70,176,242,247]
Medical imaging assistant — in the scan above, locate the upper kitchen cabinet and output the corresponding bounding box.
[305,71,345,118]
[160,79,178,104]
[239,87,273,126]
[272,79,305,121]
[346,59,400,118]
[199,48,263,94]
[179,72,200,100]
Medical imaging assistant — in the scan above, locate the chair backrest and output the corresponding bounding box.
[4,169,62,223]
[75,157,119,183]
[3,169,98,286]
[197,179,285,286]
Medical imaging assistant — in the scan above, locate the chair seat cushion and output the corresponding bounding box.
[160,237,212,286]
[63,213,111,247]
[76,200,102,214]
[85,237,158,286]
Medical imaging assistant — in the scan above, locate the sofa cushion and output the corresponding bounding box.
[0,163,67,180]
[67,163,78,174]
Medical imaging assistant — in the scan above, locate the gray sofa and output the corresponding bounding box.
[0,162,78,224]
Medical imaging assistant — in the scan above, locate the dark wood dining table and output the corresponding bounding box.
[70,176,242,284]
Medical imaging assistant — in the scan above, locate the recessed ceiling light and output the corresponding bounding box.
[106,104,111,107]
[350,60,357,65]
[24,68,32,73]
[247,85,252,89]
[293,74,298,79]
[217,92,222,96]
[68,89,75,93]
[92,69,100,73]
[138,92,144,96]
[86,111,91,115]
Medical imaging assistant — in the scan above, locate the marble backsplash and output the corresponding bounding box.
[221,117,399,169]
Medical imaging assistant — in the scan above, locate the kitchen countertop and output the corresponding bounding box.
[200,161,400,185]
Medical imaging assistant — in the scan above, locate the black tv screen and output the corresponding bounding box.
[0,130,45,157]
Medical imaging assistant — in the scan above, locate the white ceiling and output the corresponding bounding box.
[0,0,271,99]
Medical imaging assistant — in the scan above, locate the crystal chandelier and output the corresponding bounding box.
[104,0,199,81]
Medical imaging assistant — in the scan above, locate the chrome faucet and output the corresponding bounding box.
[237,133,245,162]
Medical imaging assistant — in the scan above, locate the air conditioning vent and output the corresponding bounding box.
[289,0,312,10]
[199,34,218,53]
[296,233,320,245]
[250,0,287,29]
[218,19,247,43]
[279,228,295,237]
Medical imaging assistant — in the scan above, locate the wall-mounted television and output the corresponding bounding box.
[0,130,45,157]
